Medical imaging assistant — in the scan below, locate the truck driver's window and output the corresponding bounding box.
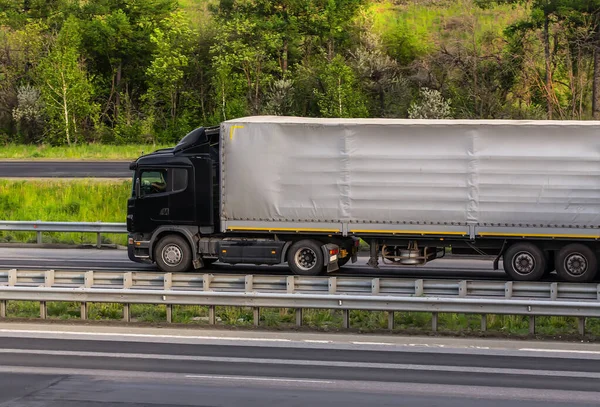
[140,170,168,195]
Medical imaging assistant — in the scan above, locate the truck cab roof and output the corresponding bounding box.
[129,125,220,169]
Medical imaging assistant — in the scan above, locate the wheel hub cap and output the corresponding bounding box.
[295,248,317,271]
[163,244,182,266]
[513,252,535,275]
[565,253,587,276]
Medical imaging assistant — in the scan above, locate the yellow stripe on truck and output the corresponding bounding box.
[350,229,467,236]
[227,227,340,233]
[477,232,600,239]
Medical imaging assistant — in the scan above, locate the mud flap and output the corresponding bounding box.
[323,243,340,273]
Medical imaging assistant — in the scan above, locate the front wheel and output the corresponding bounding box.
[287,240,325,276]
[154,234,192,273]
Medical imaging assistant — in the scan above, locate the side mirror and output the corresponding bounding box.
[135,177,141,198]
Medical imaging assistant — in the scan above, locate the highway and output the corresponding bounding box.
[0,161,130,178]
[0,247,511,279]
[0,323,598,406]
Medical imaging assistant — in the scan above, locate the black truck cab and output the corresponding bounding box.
[127,126,221,270]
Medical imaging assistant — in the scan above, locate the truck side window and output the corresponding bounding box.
[140,170,168,195]
[172,168,188,192]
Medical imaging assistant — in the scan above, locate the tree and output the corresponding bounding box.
[313,54,369,118]
[210,7,282,118]
[37,16,98,145]
[144,10,195,129]
[408,88,453,119]
[350,29,410,117]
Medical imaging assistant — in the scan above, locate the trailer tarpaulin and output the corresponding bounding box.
[220,116,600,230]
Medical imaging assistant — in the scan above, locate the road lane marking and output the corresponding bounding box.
[0,329,292,343]
[519,348,600,355]
[185,375,333,384]
[1,348,600,379]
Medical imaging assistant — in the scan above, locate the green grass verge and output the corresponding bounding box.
[0,143,171,160]
[0,179,131,245]
[3,301,599,339]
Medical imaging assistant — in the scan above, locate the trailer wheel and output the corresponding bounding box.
[503,243,546,281]
[287,240,325,276]
[154,234,192,273]
[555,244,598,283]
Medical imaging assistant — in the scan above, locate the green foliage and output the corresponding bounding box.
[36,16,99,145]
[312,54,369,118]
[2,0,600,147]
[408,87,453,119]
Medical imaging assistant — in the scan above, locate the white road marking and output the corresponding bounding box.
[185,375,333,384]
[0,329,291,342]
[519,348,600,355]
[351,342,394,346]
[2,348,600,379]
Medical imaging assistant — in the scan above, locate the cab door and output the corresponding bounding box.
[135,168,170,231]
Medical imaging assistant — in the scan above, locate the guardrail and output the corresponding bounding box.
[1,269,599,335]
[0,221,128,247]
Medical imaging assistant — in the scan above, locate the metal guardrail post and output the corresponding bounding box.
[204,274,215,324]
[529,316,536,335]
[388,312,394,330]
[164,273,173,323]
[123,272,133,322]
[8,269,17,286]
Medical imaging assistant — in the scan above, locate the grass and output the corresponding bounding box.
[0,143,171,160]
[369,0,527,64]
[3,301,599,339]
[0,179,131,245]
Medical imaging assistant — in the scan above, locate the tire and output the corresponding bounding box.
[555,244,598,283]
[287,240,325,276]
[154,234,192,273]
[503,242,546,281]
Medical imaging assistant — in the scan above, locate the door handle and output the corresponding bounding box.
[159,208,169,216]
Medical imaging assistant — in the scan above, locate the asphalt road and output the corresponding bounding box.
[0,247,510,279]
[0,324,598,406]
[0,161,130,178]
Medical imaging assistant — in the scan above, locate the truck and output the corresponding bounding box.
[127,116,600,282]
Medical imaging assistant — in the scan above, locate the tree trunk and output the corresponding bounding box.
[115,62,122,122]
[60,71,71,146]
[543,14,553,119]
[282,39,288,73]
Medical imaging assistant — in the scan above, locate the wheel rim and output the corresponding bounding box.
[162,244,183,266]
[564,253,587,276]
[512,251,536,275]
[294,247,317,271]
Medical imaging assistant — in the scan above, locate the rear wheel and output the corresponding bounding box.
[287,240,325,276]
[503,242,546,281]
[555,244,598,283]
[154,234,192,273]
